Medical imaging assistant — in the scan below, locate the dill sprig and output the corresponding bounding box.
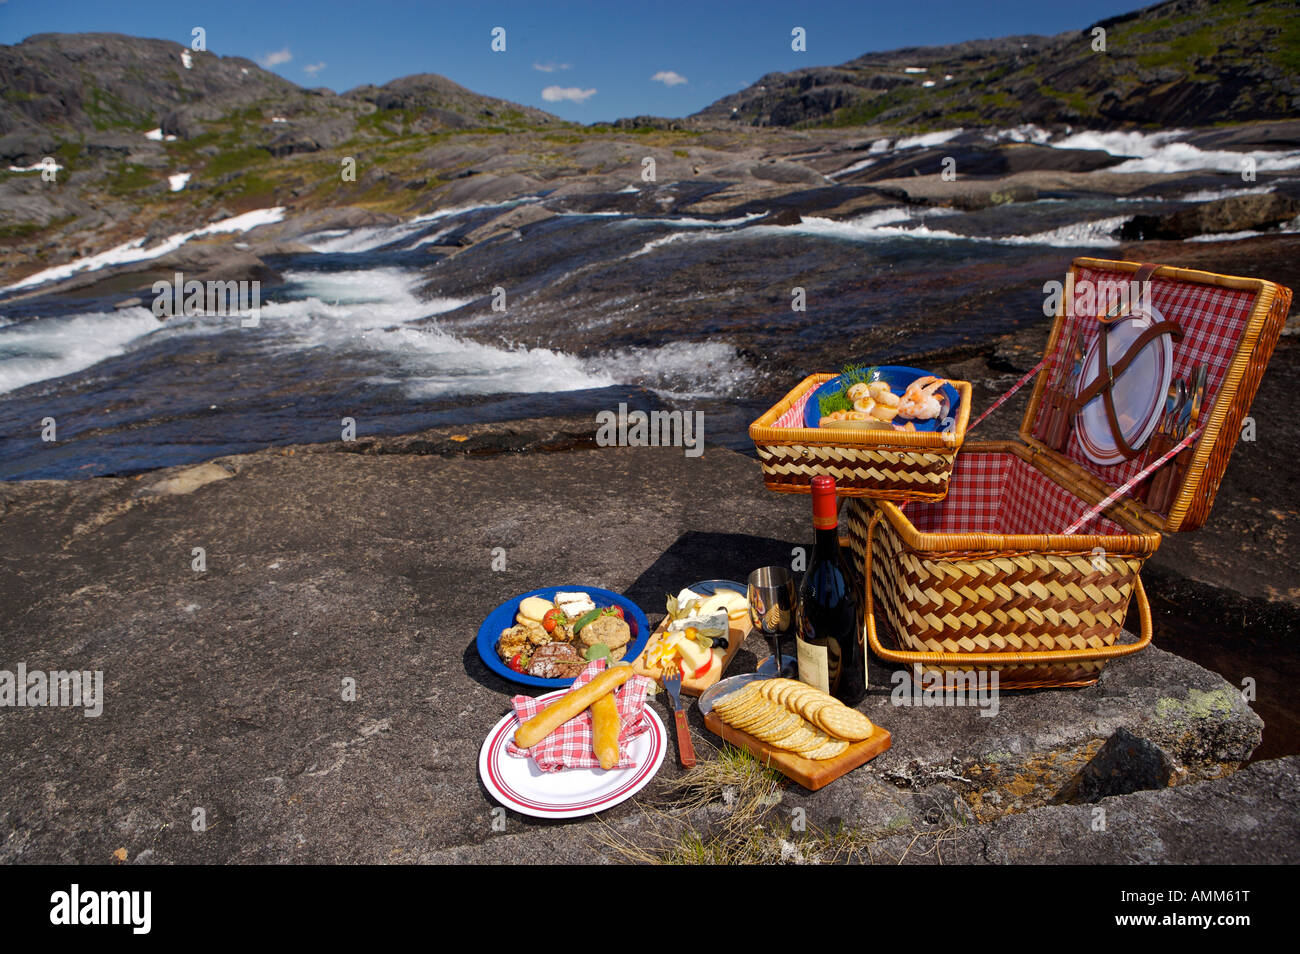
[817,362,880,419]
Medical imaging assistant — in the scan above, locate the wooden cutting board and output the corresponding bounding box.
[703,710,891,791]
[631,613,751,696]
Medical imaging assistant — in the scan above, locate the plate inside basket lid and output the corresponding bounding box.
[803,365,959,432]
[1074,305,1174,466]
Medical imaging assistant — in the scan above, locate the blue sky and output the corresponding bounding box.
[2,0,1151,121]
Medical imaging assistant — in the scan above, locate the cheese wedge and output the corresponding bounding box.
[677,637,711,673]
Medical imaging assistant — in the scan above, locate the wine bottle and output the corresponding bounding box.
[796,475,865,706]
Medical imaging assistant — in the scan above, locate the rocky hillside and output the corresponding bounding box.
[0,32,561,167]
[693,0,1300,129]
[0,31,579,265]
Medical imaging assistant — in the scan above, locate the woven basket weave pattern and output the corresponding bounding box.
[750,374,971,500]
[845,497,1140,668]
[842,449,1155,690]
[755,443,957,498]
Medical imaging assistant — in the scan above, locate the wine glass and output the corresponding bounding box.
[747,566,796,678]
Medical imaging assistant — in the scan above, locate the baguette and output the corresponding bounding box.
[590,693,621,769]
[513,665,634,749]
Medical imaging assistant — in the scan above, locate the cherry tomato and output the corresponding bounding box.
[610,606,625,620]
[508,653,527,673]
[542,608,566,633]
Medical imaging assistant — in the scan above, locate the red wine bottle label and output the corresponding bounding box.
[811,474,838,530]
[797,637,830,693]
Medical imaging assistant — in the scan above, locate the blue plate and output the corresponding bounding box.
[476,586,651,690]
[803,365,960,432]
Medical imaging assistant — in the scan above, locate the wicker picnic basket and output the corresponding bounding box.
[749,373,973,500]
[843,257,1292,689]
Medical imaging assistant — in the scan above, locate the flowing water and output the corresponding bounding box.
[3,129,1299,480]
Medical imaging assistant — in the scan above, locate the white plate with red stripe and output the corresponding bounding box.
[1075,305,1174,466]
[479,690,667,818]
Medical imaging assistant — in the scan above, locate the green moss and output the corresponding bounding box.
[1155,687,1237,723]
[53,141,85,166]
[81,79,152,131]
[1040,84,1097,117]
[0,213,76,242]
[979,91,1015,110]
[823,85,924,127]
[0,221,44,240]
[106,162,157,195]
[205,146,272,177]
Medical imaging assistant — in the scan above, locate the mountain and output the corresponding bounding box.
[4,9,1299,289]
[692,0,1300,129]
[0,32,561,166]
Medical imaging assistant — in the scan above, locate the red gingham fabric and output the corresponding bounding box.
[904,451,1127,537]
[1047,267,1255,487]
[774,386,814,428]
[505,660,654,772]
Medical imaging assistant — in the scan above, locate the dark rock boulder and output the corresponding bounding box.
[0,130,57,166]
[1119,193,1300,241]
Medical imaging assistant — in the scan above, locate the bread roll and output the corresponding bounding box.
[590,694,621,769]
[513,665,634,749]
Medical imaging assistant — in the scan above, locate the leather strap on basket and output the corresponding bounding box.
[1070,263,1183,461]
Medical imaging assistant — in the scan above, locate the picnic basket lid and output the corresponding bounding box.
[1021,257,1292,534]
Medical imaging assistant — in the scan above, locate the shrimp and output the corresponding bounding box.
[897,376,945,420]
[846,382,872,402]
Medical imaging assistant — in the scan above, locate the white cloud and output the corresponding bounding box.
[541,85,596,104]
[651,70,688,87]
[258,46,292,69]
[533,61,572,73]
[303,62,326,77]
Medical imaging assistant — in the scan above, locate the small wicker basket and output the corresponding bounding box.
[844,257,1292,689]
[749,373,972,500]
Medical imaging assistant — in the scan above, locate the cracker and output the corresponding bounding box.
[816,705,875,741]
[787,727,834,756]
[750,709,801,743]
[805,737,850,760]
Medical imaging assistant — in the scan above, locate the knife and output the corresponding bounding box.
[661,662,696,768]
[1188,364,1207,437]
[1176,374,1195,438]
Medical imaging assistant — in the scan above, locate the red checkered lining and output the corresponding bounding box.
[506,660,654,772]
[1046,266,1256,487]
[903,451,1127,537]
[774,386,815,428]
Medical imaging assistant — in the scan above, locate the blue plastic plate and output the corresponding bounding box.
[476,586,651,690]
[803,365,960,432]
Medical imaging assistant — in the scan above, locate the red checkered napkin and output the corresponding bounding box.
[506,661,654,772]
